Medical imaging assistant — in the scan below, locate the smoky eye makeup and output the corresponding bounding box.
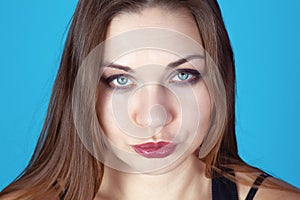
[168,68,202,86]
[100,73,137,90]
[100,68,202,91]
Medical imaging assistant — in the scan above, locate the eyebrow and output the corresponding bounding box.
[103,54,204,72]
[104,63,132,72]
[167,54,204,68]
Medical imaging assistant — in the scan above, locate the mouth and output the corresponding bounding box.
[131,141,177,158]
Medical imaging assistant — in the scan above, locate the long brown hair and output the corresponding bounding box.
[0,0,264,199]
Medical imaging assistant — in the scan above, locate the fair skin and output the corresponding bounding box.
[94,7,300,200]
[96,7,211,200]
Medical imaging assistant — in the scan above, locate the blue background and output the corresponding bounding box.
[0,0,299,191]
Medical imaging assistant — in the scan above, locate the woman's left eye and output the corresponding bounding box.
[170,69,201,84]
[173,72,191,81]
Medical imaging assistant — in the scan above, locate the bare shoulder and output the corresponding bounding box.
[254,177,300,200]
[255,188,300,200]
[235,172,300,200]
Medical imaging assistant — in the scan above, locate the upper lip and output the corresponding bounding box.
[132,141,173,149]
[131,141,177,158]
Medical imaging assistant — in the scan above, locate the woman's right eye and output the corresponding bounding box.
[104,74,135,89]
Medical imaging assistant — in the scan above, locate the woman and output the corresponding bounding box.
[1,0,299,199]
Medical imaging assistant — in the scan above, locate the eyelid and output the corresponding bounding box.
[101,68,201,90]
[169,68,201,79]
[168,68,202,85]
[102,73,137,89]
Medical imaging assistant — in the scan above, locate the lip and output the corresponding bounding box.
[131,141,177,158]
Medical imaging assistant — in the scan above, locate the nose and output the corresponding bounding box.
[129,84,176,130]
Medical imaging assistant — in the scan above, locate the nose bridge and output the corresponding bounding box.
[145,84,165,105]
[138,84,169,112]
[132,84,173,128]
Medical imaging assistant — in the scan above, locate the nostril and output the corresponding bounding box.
[135,111,151,128]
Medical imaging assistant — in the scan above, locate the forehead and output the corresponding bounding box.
[106,7,202,42]
[103,7,204,69]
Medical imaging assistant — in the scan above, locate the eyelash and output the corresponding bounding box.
[103,69,201,90]
[102,74,135,90]
[169,69,201,85]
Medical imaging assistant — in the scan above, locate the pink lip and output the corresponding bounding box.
[131,141,177,158]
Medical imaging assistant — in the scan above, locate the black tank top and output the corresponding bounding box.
[212,172,270,200]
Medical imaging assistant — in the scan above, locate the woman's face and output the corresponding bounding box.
[96,7,212,173]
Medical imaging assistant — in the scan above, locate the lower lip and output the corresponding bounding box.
[131,141,177,158]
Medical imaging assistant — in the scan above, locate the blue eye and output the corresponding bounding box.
[176,72,190,80]
[112,76,133,87]
[171,69,201,84]
[114,76,130,86]
[104,74,134,89]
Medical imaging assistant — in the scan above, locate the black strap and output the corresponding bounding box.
[245,173,271,200]
[212,171,271,200]
[212,170,239,200]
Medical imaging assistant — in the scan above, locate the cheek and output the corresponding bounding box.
[189,84,212,148]
[96,90,116,136]
[197,86,212,126]
[96,88,133,148]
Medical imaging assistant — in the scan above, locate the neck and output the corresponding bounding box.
[97,156,211,200]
